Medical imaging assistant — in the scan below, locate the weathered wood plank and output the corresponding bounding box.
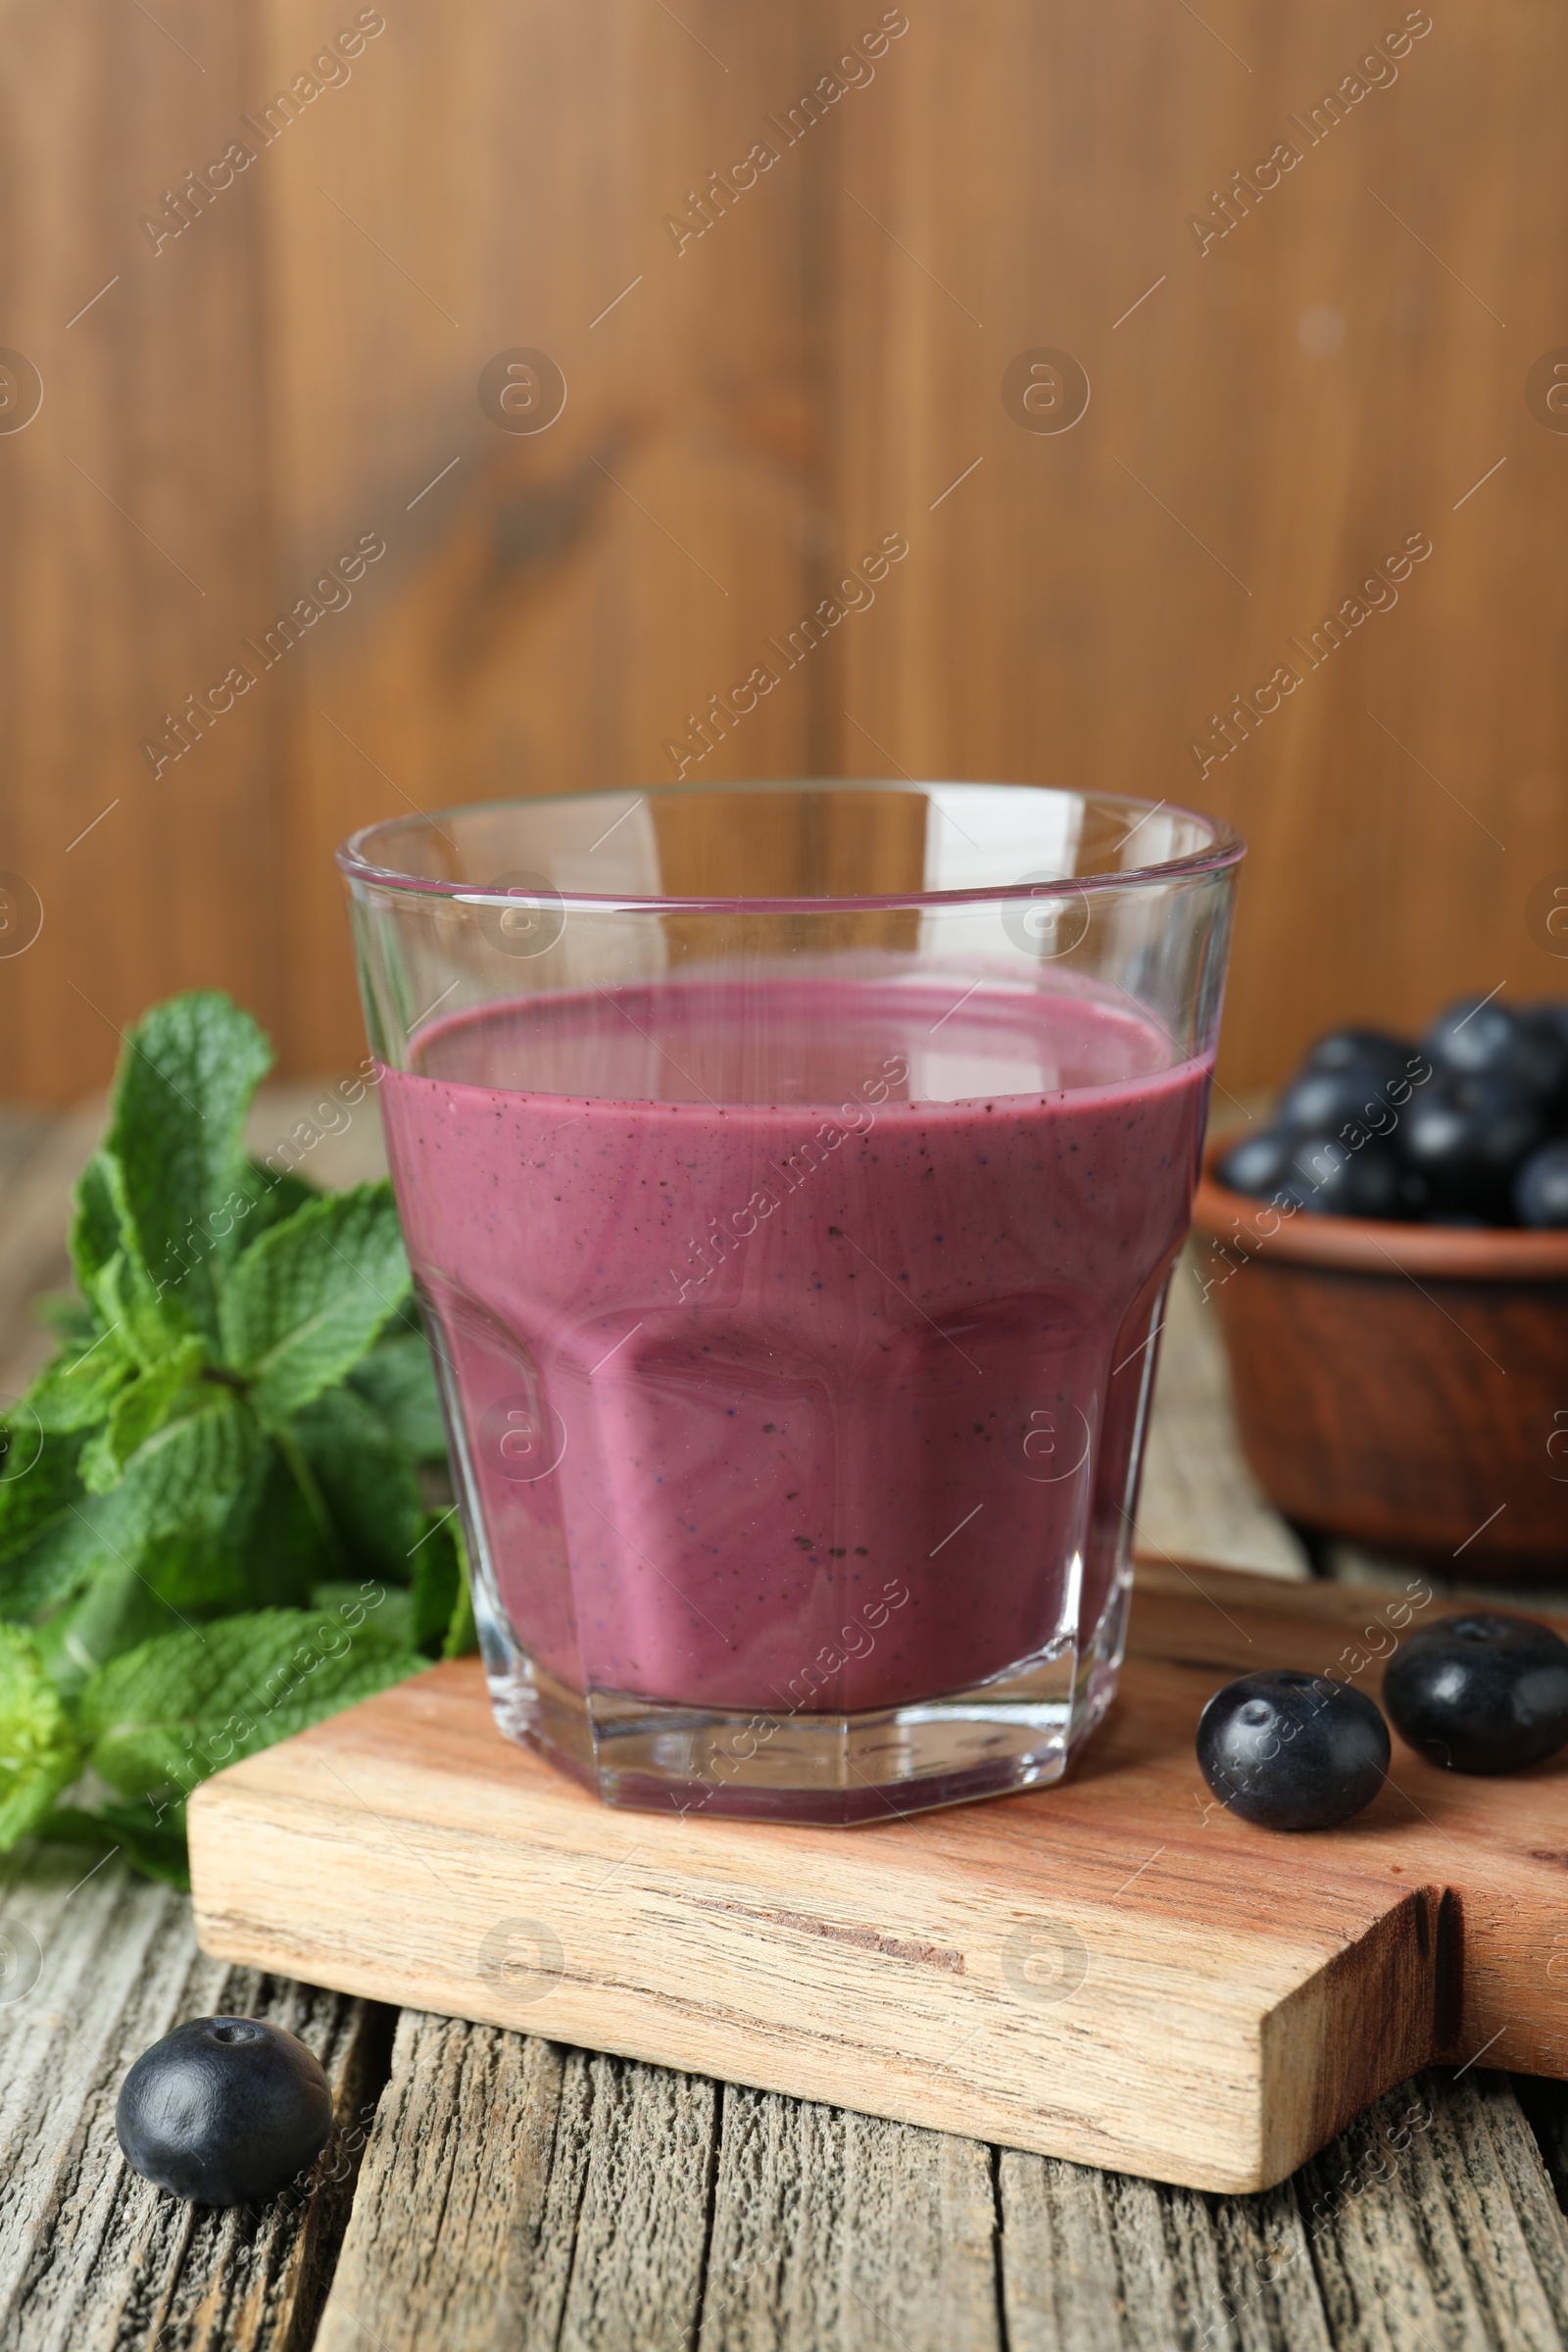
[1002,2069,1568,2351]
[0,1849,388,2352]
[318,2022,1003,2352]
[1295,2071,1568,2352]
[316,2022,721,2352]
[544,2054,717,2351]
[316,2022,1568,2352]
[702,2095,1001,2352]
[312,2012,563,2352]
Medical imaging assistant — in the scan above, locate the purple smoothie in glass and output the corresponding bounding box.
[378,970,1210,1716]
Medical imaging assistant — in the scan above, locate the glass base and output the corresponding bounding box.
[476,1572,1131,1826]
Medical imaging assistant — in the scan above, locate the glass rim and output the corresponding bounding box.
[336,778,1245,913]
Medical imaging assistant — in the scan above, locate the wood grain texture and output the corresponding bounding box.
[313,2013,1568,2352]
[5,0,1568,1101]
[209,0,831,1082]
[190,1565,1568,2195]
[1194,1145,1568,1575]
[0,1845,387,2352]
[826,0,1568,1090]
[0,0,286,1101]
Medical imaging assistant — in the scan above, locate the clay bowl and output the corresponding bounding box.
[1191,1143,1568,1581]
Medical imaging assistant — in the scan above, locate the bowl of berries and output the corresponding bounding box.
[1193,994,1568,1578]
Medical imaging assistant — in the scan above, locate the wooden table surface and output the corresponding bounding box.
[2,1095,1566,2352]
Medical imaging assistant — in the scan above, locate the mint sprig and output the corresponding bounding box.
[0,990,475,1886]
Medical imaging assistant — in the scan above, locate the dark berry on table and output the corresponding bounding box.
[116,2017,333,2206]
[1422,996,1568,1105]
[1302,1027,1418,1082]
[1277,1064,1405,1137]
[1196,1670,1390,1830]
[1215,1128,1297,1199]
[1400,1075,1549,1217]
[1515,1140,1568,1229]
[1287,1133,1415,1219]
[1383,1613,1568,1774]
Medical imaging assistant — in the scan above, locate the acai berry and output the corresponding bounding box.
[1212,990,1568,1228]
[1382,1613,1568,1775]
[1197,1670,1390,1830]
[116,2017,333,2206]
[1515,1139,1568,1229]
[1422,996,1568,1105]
[1301,1026,1418,1083]
[1215,1128,1297,1199]
[1286,1134,1415,1220]
[1401,1075,1550,1218]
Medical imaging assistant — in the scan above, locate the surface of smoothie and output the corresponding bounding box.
[378,972,1212,1713]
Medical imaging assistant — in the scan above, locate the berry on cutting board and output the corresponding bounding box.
[1196,1670,1391,1830]
[1381,1613,1568,1774]
[116,2017,334,2206]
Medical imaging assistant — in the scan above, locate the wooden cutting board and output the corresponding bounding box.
[188,1562,1568,2194]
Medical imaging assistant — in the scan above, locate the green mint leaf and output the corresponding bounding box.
[293,1387,422,1579]
[80,1607,422,1805]
[347,1330,447,1459]
[409,1513,460,1654]
[234,1157,319,1239]
[442,1521,477,1659]
[88,1245,196,1371]
[77,1336,205,1494]
[70,1151,124,1300]
[34,1535,250,1697]
[219,1184,411,1425]
[37,1799,190,1889]
[75,1152,197,1363]
[213,1442,329,1611]
[0,1624,83,1848]
[35,1555,175,1693]
[0,1431,102,1621]
[22,1326,135,1434]
[106,992,272,1341]
[310,1580,413,1649]
[35,1293,99,1350]
[0,1395,262,1627]
[101,1391,263,1549]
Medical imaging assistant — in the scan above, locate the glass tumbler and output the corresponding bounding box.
[339,782,1243,1823]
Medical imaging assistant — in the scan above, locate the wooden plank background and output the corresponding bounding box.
[0,0,1564,1102]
